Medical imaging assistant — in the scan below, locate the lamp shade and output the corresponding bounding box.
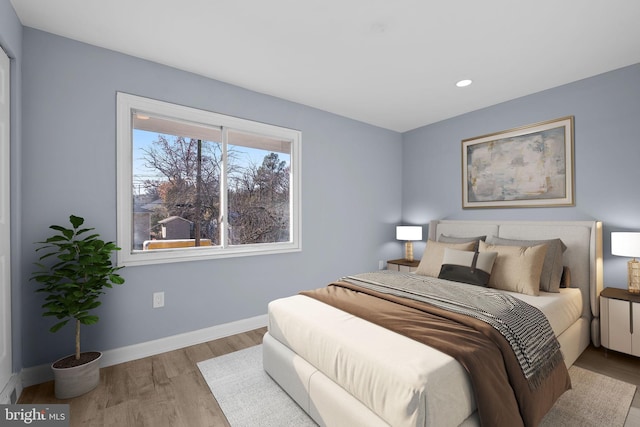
[611,232,640,257]
[396,226,422,241]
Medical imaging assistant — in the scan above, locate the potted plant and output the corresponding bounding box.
[31,214,125,399]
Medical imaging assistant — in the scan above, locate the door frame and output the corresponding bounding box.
[0,45,15,404]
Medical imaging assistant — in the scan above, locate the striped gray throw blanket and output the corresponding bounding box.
[342,271,564,389]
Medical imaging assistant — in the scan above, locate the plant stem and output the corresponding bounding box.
[75,319,81,360]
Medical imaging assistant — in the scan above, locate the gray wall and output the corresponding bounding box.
[19,28,402,368]
[402,64,640,288]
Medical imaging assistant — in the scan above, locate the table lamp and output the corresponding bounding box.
[611,232,640,294]
[396,226,423,262]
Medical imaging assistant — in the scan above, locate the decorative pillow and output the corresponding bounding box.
[438,248,497,286]
[415,240,476,278]
[486,236,567,293]
[437,234,487,251]
[560,266,571,289]
[479,241,548,296]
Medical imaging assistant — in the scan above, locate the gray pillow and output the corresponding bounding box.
[438,234,487,251]
[560,266,571,288]
[486,236,567,293]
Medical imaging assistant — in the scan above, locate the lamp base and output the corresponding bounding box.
[628,259,640,294]
[405,242,414,262]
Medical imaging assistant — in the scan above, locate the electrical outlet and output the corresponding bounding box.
[153,291,165,308]
[378,260,385,270]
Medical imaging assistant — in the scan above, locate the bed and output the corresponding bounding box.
[263,220,603,427]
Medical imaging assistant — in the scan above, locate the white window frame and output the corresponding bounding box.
[116,92,301,266]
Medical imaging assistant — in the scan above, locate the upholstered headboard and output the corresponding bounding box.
[429,220,603,345]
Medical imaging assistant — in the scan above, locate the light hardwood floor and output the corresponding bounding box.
[18,327,267,427]
[19,328,640,427]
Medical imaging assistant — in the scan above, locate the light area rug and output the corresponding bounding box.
[198,345,636,427]
[198,345,315,427]
[540,365,636,427]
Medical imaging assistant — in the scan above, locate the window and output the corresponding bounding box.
[117,93,301,266]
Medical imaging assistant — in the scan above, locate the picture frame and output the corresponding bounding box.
[462,116,574,209]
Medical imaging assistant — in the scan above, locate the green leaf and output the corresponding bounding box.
[43,235,69,243]
[75,227,94,237]
[79,315,99,325]
[110,275,125,285]
[50,320,69,333]
[69,215,84,228]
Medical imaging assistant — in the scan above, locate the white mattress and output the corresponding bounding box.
[267,287,583,427]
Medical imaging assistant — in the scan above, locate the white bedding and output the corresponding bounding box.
[502,287,583,336]
[268,294,474,427]
[267,286,583,427]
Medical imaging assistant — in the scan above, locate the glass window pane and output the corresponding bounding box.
[132,113,222,251]
[227,130,292,245]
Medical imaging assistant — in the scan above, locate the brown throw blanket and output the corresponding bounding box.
[301,282,571,427]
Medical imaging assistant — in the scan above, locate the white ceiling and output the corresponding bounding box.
[10,0,640,132]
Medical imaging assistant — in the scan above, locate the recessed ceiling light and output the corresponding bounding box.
[370,22,388,34]
[456,79,473,88]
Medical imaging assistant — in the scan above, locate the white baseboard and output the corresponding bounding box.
[21,314,268,388]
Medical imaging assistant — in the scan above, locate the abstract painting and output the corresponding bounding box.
[462,116,574,208]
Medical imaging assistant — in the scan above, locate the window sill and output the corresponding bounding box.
[117,242,301,267]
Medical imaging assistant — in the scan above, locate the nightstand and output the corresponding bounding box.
[386,259,420,273]
[600,287,640,357]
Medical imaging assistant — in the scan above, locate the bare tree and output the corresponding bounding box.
[228,153,290,244]
[141,136,221,244]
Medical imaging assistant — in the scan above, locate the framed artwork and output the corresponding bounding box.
[462,116,574,209]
